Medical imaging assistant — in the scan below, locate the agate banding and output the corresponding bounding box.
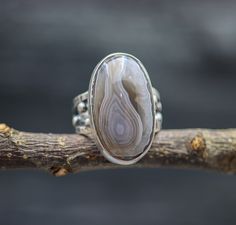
[89,53,155,165]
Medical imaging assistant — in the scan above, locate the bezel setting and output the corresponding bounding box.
[88,53,156,165]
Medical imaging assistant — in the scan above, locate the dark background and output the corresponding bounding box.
[1,0,236,224]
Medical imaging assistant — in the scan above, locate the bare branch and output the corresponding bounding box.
[0,123,236,176]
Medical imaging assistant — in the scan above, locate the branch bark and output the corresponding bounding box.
[0,123,236,176]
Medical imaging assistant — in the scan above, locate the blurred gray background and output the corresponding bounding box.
[1,0,236,224]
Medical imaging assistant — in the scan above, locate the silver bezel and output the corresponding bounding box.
[88,52,156,165]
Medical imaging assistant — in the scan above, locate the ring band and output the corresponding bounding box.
[72,53,162,165]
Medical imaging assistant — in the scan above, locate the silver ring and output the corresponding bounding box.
[72,53,162,165]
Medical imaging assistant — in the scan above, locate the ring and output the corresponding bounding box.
[72,53,162,165]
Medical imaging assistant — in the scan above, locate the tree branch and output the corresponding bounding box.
[0,123,236,176]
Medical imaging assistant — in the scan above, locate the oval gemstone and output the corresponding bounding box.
[89,53,155,164]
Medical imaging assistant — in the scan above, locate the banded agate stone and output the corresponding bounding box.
[89,53,155,164]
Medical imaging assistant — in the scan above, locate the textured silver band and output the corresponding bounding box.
[72,87,162,134]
